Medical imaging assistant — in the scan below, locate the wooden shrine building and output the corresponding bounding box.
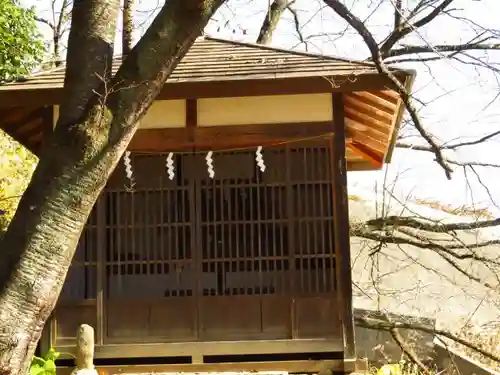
[0,37,415,374]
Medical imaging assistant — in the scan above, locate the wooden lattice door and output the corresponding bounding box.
[55,141,342,346]
[104,154,197,342]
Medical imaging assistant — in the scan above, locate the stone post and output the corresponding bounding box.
[72,324,98,375]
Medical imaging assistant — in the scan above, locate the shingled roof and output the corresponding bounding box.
[0,36,384,92]
[0,36,415,169]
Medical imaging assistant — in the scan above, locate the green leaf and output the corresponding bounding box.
[43,359,56,375]
[44,347,60,362]
[0,0,45,83]
[29,364,46,375]
[29,347,59,375]
[31,356,45,367]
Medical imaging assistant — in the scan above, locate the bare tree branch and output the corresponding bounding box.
[249,0,500,367]
[389,327,431,373]
[387,42,500,58]
[352,225,499,257]
[286,3,307,49]
[365,215,500,232]
[448,160,500,168]
[396,143,500,169]
[34,16,54,30]
[323,0,454,179]
[393,0,403,31]
[53,0,71,65]
[356,315,500,364]
[36,0,71,65]
[397,127,500,151]
[379,0,456,55]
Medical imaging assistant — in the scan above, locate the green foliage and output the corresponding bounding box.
[0,0,44,82]
[30,347,60,375]
[0,0,42,231]
[0,131,37,233]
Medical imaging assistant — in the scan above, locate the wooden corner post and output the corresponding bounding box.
[331,92,356,359]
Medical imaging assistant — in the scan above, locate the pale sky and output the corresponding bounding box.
[27,0,500,215]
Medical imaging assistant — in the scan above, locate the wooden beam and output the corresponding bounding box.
[34,106,55,155]
[0,71,411,108]
[330,92,356,359]
[385,71,417,162]
[2,106,46,133]
[0,106,48,155]
[128,121,337,152]
[55,358,365,375]
[347,140,384,169]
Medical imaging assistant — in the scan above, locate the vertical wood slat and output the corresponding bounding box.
[331,93,356,358]
[285,147,297,339]
[96,196,106,345]
[190,162,201,340]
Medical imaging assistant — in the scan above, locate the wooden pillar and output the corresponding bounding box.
[331,92,356,359]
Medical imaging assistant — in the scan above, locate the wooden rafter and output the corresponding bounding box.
[347,141,384,169]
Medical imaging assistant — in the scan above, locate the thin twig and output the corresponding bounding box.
[356,315,500,364]
[390,327,431,373]
[323,0,453,178]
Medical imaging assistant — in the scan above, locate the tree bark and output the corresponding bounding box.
[122,0,133,57]
[256,0,288,45]
[0,1,225,374]
[53,0,71,66]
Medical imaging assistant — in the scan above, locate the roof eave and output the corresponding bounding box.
[384,69,417,164]
[0,70,409,108]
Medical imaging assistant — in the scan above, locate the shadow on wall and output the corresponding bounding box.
[355,308,499,375]
[354,308,436,366]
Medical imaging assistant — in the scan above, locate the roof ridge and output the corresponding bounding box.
[202,35,377,67]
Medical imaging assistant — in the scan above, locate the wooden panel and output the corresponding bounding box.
[261,296,290,338]
[295,296,341,338]
[106,300,150,339]
[149,298,197,340]
[139,99,186,128]
[54,303,97,345]
[106,299,196,342]
[128,122,335,152]
[197,94,332,126]
[53,100,186,129]
[199,296,262,340]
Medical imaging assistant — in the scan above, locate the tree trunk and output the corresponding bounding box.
[0,1,225,374]
[256,0,288,45]
[53,0,70,67]
[122,0,133,57]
